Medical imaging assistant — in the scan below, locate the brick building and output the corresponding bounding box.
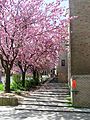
[69,0,90,76]
[57,41,68,83]
[69,0,90,107]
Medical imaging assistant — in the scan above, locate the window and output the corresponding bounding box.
[61,60,65,66]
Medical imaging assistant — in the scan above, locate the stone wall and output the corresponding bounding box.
[71,75,90,108]
[69,0,90,75]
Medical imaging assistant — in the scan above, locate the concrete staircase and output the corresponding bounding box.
[0,79,90,120]
[16,79,72,112]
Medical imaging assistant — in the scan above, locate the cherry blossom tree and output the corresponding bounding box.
[0,0,24,92]
[0,0,69,92]
[13,0,69,87]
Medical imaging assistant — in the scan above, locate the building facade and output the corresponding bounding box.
[57,42,68,83]
[69,0,90,75]
[69,0,90,107]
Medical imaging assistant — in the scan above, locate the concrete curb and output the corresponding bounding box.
[15,108,90,114]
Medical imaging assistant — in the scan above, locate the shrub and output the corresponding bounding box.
[34,78,39,85]
[11,74,36,91]
[25,79,35,90]
[11,74,25,91]
[0,83,4,91]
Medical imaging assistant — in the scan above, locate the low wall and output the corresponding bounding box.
[71,75,90,108]
[0,96,18,106]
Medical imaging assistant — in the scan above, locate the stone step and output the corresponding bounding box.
[44,83,68,86]
[19,102,71,107]
[23,97,69,101]
[27,94,70,97]
[32,92,69,95]
[23,95,69,100]
[36,89,69,92]
[44,83,68,85]
[15,105,90,113]
[34,92,69,94]
[36,86,69,89]
[23,98,70,103]
[41,87,68,90]
[19,101,71,107]
[16,104,72,111]
[19,101,71,106]
[40,87,69,89]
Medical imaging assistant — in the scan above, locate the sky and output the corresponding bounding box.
[45,0,69,8]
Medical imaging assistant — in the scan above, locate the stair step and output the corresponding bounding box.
[15,104,74,112]
[23,99,70,103]
[29,94,70,97]
[36,89,69,92]
[31,92,69,95]
[22,96,69,101]
[34,92,69,94]
[19,103,71,107]
[44,83,68,85]
[19,101,71,106]
[44,83,68,86]
[40,87,69,89]
[22,96,69,100]
[16,104,72,111]
[38,87,69,89]
[15,106,90,113]
[42,86,68,88]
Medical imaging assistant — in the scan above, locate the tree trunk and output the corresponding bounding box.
[33,70,36,81]
[36,71,39,84]
[5,69,11,93]
[22,71,26,87]
[33,70,39,85]
[40,73,43,83]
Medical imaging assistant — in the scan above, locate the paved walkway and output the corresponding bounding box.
[0,78,90,120]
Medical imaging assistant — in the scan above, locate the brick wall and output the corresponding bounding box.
[69,0,90,75]
[71,75,90,107]
[57,50,68,83]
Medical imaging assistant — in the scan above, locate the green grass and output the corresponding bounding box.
[0,83,4,91]
[66,96,71,101]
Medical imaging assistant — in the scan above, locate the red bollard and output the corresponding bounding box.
[72,80,77,89]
